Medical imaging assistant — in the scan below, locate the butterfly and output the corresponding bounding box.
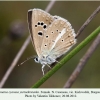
[27,8,76,75]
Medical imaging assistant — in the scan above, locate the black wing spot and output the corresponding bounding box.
[38,32,43,36]
[51,31,54,34]
[45,44,47,46]
[37,22,40,25]
[61,39,64,42]
[46,35,48,38]
[35,25,37,27]
[41,22,44,25]
[43,24,47,29]
[56,30,58,32]
[49,22,51,24]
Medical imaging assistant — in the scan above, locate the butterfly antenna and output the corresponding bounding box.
[18,56,35,66]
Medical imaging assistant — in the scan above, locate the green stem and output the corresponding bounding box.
[32,26,100,88]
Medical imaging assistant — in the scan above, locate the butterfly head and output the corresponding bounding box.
[34,56,40,63]
[34,55,56,66]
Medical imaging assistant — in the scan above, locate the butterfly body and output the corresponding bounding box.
[28,8,76,75]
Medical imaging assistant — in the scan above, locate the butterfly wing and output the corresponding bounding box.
[28,8,54,57]
[41,16,76,59]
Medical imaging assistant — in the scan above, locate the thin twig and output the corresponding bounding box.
[76,6,100,38]
[63,6,100,88]
[0,0,56,88]
[64,6,100,88]
[0,36,30,88]
[45,0,56,12]
[64,33,100,88]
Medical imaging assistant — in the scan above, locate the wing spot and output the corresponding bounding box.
[38,31,43,36]
[37,22,41,25]
[43,24,47,29]
[68,34,71,37]
[46,35,49,38]
[61,39,64,42]
[45,44,47,46]
[51,31,54,34]
[69,40,74,44]
[41,22,44,25]
[70,42,73,44]
[52,40,55,42]
[35,25,37,27]
[49,22,51,24]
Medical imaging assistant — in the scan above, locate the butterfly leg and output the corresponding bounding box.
[42,65,45,75]
[47,64,51,69]
[55,60,61,64]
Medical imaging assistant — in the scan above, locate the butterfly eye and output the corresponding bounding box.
[34,57,39,63]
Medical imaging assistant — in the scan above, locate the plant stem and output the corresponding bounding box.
[32,26,100,88]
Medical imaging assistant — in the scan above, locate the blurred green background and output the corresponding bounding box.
[0,1,100,88]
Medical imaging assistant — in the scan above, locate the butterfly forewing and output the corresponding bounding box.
[41,18,61,54]
[41,16,76,59]
[28,9,54,57]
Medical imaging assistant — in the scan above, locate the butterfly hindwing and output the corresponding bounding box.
[41,16,76,59]
[28,9,54,57]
